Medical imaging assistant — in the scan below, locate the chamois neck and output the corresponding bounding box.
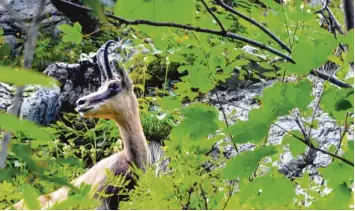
[114,111,149,170]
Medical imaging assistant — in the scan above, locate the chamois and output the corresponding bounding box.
[10,40,162,210]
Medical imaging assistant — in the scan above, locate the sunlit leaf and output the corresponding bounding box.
[222,146,277,180]
[0,113,52,140]
[0,65,57,87]
[57,22,83,44]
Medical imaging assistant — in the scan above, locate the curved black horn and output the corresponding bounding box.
[96,48,108,82]
[103,40,119,79]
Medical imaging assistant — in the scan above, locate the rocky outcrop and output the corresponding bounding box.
[0,83,61,126]
[0,0,67,56]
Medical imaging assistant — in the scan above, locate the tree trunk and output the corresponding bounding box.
[343,0,354,31]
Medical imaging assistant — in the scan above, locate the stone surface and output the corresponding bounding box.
[0,83,61,126]
[20,85,61,126]
[0,0,67,56]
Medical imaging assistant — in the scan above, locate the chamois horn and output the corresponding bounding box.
[96,47,108,82]
[103,40,120,79]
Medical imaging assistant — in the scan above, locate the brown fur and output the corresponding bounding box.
[10,72,149,209]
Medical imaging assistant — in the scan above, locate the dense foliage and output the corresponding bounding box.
[0,0,354,209]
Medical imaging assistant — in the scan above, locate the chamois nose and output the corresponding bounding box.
[76,99,86,106]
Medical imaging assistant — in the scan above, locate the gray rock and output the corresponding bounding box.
[20,85,61,126]
[208,75,351,178]
[0,83,61,126]
[0,82,13,110]
[0,0,66,56]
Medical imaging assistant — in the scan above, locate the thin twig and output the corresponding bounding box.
[199,184,209,210]
[191,31,239,153]
[200,0,226,32]
[314,0,330,14]
[273,123,354,167]
[291,22,299,48]
[214,89,239,153]
[334,112,349,158]
[325,7,344,35]
[295,118,313,146]
[215,0,291,53]
[183,187,194,209]
[222,180,235,210]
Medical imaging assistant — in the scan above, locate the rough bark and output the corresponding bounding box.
[343,0,354,31]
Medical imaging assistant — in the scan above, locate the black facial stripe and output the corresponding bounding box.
[88,88,121,105]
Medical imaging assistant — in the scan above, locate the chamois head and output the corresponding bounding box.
[75,40,137,122]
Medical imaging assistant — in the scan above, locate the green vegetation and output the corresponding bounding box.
[0,0,353,209]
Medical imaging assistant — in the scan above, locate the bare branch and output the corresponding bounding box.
[326,7,345,35]
[314,0,330,14]
[311,70,352,88]
[200,0,226,32]
[215,0,292,53]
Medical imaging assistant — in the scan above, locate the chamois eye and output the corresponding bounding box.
[108,83,120,90]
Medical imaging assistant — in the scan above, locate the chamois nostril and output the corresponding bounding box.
[77,99,86,106]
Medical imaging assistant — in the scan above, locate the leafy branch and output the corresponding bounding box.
[56,0,352,89]
[215,0,292,53]
[57,0,294,63]
[273,123,354,167]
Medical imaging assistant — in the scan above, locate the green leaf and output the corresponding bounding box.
[226,80,313,143]
[22,185,40,210]
[115,0,195,24]
[175,81,198,101]
[0,65,58,87]
[310,183,353,210]
[320,159,354,187]
[339,29,354,46]
[261,0,282,10]
[343,141,354,163]
[158,96,182,110]
[57,22,83,44]
[320,85,353,123]
[282,131,307,157]
[222,146,277,180]
[170,103,220,141]
[182,64,215,93]
[0,113,52,140]
[114,0,195,35]
[262,80,312,115]
[239,174,295,209]
[282,34,337,75]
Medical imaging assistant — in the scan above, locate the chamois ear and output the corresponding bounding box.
[113,60,133,90]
